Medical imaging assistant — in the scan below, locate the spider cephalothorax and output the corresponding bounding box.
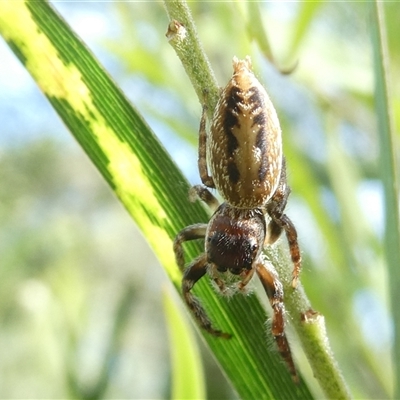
[173,56,301,382]
[206,204,265,274]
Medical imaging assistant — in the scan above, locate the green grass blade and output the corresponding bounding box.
[284,0,324,63]
[370,2,400,398]
[241,2,297,74]
[163,287,206,400]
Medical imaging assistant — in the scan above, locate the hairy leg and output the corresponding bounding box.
[256,260,298,383]
[266,158,302,288]
[173,224,207,270]
[182,255,231,338]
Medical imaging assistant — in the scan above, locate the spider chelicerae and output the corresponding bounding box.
[173,56,301,382]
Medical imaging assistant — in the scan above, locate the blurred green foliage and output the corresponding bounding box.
[0,1,399,399]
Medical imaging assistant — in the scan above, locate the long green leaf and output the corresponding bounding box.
[371,2,400,398]
[284,0,324,63]
[163,287,206,399]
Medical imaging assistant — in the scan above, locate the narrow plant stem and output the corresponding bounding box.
[370,1,400,398]
[267,248,352,400]
[163,0,219,115]
[163,0,352,398]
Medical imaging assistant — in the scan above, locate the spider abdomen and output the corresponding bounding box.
[208,57,282,208]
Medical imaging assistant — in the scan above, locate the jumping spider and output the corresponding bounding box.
[173,56,301,382]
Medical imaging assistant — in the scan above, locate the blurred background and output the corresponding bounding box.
[0,1,399,399]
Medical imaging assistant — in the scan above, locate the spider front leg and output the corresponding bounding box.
[174,185,219,269]
[266,158,302,288]
[256,260,298,383]
[182,255,231,339]
[173,223,207,271]
[174,186,228,338]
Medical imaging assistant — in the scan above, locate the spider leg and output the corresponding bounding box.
[198,104,215,188]
[256,260,298,383]
[173,224,207,271]
[182,254,231,338]
[189,184,220,213]
[267,158,302,288]
[174,183,220,270]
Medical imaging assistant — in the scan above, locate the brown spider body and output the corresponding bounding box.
[174,57,302,383]
[208,57,282,208]
[206,204,265,275]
